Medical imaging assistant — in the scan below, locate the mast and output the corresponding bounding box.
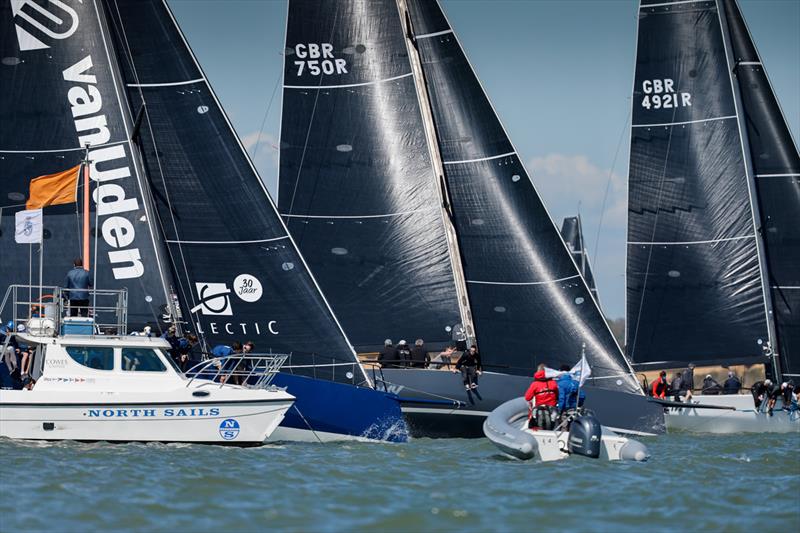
[396,0,475,346]
[715,0,780,381]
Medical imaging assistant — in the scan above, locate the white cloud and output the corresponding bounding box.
[241,131,280,196]
[529,153,628,318]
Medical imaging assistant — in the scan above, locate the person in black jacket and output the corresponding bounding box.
[701,374,722,395]
[722,372,741,394]
[410,339,429,368]
[377,339,398,368]
[395,340,412,368]
[454,344,482,390]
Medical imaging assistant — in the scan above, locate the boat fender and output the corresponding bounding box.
[618,439,650,462]
[567,414,602,458]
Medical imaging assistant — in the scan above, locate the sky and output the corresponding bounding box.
[169,0,800,320]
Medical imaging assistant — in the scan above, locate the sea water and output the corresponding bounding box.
[1,432,798,531]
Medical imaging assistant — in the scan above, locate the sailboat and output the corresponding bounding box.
[626,0,799,432]
[0,0,406,443]
[560,216,600,305]
[277,0,664,437]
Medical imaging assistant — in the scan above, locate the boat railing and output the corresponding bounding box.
[184,353,289,389]
[0,284,128,336]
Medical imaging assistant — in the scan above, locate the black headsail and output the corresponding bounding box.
[626,0,771,366]
[560,216,600,305]
[105,0,367,383]
[276,0,464,352]
[0,0,172,330]
[404,0,638,392]
[720,0,800,378]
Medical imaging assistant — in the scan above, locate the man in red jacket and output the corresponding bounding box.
[525,364,559,430]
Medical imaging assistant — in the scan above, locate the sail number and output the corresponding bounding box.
[293,43,348,76]
[640,79,691,110]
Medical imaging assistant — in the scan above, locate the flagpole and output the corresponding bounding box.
[28,243,32,317]
[576,342,586,412]
[82,144,91,271]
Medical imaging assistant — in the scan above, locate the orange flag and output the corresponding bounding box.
[25,164,81,209]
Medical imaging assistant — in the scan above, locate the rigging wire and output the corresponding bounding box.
[247,68,282,166]
[591,105,632,270]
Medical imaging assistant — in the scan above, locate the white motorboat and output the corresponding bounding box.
[483,398,650,462]
[0,288,294,445]
[662,395,799,434]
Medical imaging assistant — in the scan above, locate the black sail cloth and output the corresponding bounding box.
[277,0,462,353]
[0,0,171,330]
[106,0,366,383]
[406,0,638,392]
[626,0,770,365]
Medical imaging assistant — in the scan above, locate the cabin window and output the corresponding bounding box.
[121,348,166,372]
[65,346,115,371]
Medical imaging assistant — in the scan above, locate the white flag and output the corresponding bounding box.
[570,355,592,387]
[14,209,43,244]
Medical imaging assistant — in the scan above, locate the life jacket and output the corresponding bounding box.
[651,377,667,398]
[525,370,559,412]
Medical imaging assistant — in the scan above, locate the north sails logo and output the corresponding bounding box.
[11,0,78,52]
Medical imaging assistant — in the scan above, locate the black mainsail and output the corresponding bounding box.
[405,0,637,390]
[560,216,599,304]
[1,0,172,330]
[276,0,465,352]
[626,0,771,366]
[105,0,367,383]
[627,0,799,376]
[720,0,800,378]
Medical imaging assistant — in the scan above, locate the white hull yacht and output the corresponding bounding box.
[663,395,799,434]
[0,287,294,445]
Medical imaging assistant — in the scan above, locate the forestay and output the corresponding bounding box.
[107,0,367,383]
[720,0,800,377]
[626,0,770,365]
[405,0,638,392]
[0,0,171,330]
[277,0,462,352]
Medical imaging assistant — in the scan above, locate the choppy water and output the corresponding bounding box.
[1,432,798,532]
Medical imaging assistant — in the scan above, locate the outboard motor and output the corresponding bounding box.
[567,413,602,458]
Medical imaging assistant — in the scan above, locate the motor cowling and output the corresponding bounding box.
[567,414,602,458]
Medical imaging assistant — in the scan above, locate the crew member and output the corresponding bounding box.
[64,258,92,317]
[454,344,482,390]
[651,370,668,399]
[556,364,585,413]
[377,339,397,368]
[396,340,412,368]
[702,374,722,395]
[752,379,769,409]
[766,379,782,416]
[525,364,559,430]
[722,372,741,395]
[669,372,684,401]
[410,339,429,369]
[680,363,695,401]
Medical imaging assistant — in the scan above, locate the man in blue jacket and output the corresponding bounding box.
[64,258,91,317]
[556,364,585,413]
